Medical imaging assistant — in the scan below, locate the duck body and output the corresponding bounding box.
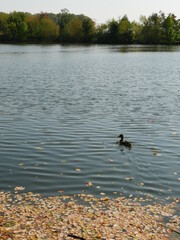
[118,134,132,148]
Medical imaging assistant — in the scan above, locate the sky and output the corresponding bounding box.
[0,0,180,24]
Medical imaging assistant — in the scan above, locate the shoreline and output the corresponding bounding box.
[0,191,179,239]
[0,42,180,46]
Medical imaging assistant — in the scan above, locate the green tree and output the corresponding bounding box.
[57,9,74,30]
[95,23,108,43]
[131,21,142,43]
[38,13,59,41]
[57,9,75,42]
[26,14,40,41]
[0,13,9,41]
[162,14,179,44]
[7,11,28,41]
[107,19,119,43]
[118,15,133,43]
[81,16,95,43]
[26,13,59,42]
[141,13,162,44]
[48,13,58,24]
[1,10,180,44]
[62,16,83,43]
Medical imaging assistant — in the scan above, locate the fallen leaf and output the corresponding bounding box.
[86,182,93,187]
[109,159,114,162]
[58,190,64,194]
[100,192,106,196]
[35,147,43,150]
[125,177,133,181]
[153,149,162,156]
[137,182,144,187]
[153,149,158,155]
[14,186,25,191]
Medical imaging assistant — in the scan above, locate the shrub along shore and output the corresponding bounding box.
[0,10,180,45]
[0,191,179,239]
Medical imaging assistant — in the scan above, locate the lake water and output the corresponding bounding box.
[0,44,180,201]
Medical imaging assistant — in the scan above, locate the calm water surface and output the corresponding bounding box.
[0,44,180,200]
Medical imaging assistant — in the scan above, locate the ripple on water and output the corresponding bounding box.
[0,45,180,200]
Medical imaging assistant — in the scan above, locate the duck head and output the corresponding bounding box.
[117,134,124,140]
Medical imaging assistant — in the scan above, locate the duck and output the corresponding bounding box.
[117,134,132,148]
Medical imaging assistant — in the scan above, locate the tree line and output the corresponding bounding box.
[0,9,180,44]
